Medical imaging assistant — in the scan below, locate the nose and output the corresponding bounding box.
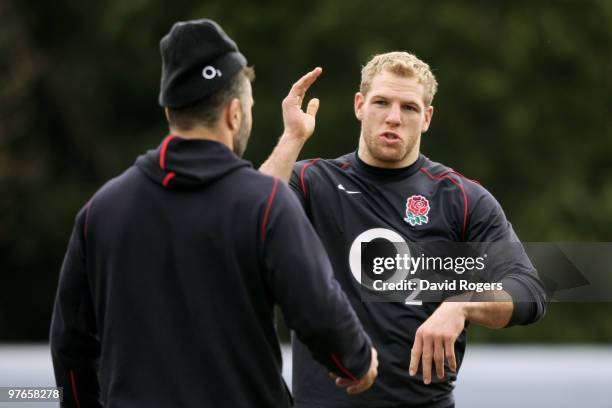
[385,103,401,127]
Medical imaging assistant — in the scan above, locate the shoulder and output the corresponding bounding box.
[92,164,283,210]
[419,156,506,239]
[221,167,296,215]
[90,166,141,204]
[291,154,352,198]
[293,153,352,181]
[419,155,494,203]
[295,153,353,174]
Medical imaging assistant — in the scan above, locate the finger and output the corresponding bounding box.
[306,98,320,117]
[347,379,368,395]
[421,337,433,385]
[288,67,322,97]
[329,372,338,380]
[335,377,354,388]
[445,337,457,373]
[372,348,379,371]
[434,338,445,380]
[409,335,422,376]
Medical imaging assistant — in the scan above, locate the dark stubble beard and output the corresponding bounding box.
[233,112,250,157]
[364,130,416,165]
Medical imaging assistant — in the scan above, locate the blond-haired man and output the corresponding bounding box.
[261,52,546,407]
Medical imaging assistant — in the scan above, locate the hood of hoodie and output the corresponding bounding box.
[135,135,252,189]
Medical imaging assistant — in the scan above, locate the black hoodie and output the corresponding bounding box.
[50,136,372,407]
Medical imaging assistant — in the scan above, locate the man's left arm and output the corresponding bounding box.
[410,184,547,384]
[409,292,513,384]
[462,187,548,326]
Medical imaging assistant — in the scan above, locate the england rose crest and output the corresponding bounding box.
[404,195,430,226]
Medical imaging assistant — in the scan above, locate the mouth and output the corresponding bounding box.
[379,131,401,144]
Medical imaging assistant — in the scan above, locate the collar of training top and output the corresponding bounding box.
[135,135,252,189]
[351,151,425,181]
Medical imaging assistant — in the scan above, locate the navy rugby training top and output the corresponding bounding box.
[290,151,547,408]
[50,136,372,408]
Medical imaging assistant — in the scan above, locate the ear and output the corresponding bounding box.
[164,107,170,122]
[225,98,242,131]
[421,105,434,133]
[354,92,365,121]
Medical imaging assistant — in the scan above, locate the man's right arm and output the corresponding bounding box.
[259,69,379,392]
[259,68,322,182]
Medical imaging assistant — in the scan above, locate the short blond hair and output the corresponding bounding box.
[360,51,438,106]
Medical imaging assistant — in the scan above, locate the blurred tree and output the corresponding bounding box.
[1,0,611,341]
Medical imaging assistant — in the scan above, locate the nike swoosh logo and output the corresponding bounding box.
[338,184,361,194]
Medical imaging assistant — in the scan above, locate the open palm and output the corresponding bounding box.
[281,67,322,141]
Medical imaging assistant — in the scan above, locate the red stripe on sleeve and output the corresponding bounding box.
[331,353,358,382]
[425,169,481,185]
[449,170,480,185]
[420,167,469,241]
[261,177,279,242]
[69,370,81,408]
[299,158,321,199]
[159,135,178,170]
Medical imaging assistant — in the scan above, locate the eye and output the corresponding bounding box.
[374,100,388,106]
[402,105,417,112]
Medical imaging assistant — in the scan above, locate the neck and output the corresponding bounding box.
[169,125,234,151]
[357,135,420,169]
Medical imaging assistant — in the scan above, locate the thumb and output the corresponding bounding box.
[306,98,320,117]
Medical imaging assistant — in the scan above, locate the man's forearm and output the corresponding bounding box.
[463,301,513,329]
[451,290,514,329]
[259,134,306,182]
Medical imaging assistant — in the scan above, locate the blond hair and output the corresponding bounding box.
[360,51,438,106]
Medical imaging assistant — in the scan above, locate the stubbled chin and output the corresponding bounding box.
[369,145,408,163]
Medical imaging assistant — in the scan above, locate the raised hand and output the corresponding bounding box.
[281,67,322,141]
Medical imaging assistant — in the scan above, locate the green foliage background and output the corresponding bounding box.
[1,0,611,342]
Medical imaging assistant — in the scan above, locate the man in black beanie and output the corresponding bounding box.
[50,19,377,407]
